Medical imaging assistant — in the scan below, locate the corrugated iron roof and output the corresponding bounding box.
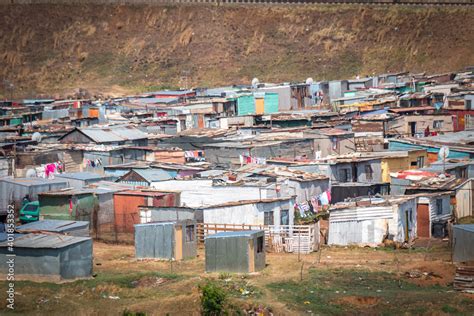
[78,125,148,143]
[55,172,110,181]
[0,177,68,187]
[454,224,474,233]
[114,189,174,197]
[16,220,89,233]
[206,230,263,239]
[132,168,173,182]
[0,233,91,249]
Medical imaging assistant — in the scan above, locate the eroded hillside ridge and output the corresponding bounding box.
[1,4,473,97]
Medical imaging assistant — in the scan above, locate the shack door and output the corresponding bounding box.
[248,239,255,273]
[255,98,264,115]
[174,226,183,261]
[197,114,205,129]
[409,122,417,136]
[417,204,430,238]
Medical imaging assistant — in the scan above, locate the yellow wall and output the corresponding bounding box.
[255,98,264,115]
[382,150,428,182]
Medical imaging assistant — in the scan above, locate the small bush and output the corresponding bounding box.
[123,310,146,316]
[199,281,228,316]
[218,272,232,280]
[441,305,458,314]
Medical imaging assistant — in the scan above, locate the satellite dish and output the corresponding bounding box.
[306,77,314,85]
[438,146,450,161]
[251,78,259,88]
[25,169,37,178]
[32,132,42,142]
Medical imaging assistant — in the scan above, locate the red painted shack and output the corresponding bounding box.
[113,190,180,234]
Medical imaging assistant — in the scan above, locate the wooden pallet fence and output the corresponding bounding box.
[196,223,319,254]
[454,266,474,293]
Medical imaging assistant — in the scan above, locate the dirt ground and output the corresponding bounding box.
[0,239,473,315]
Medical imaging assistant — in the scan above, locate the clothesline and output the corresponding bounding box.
[35,161,65,179]
[295,189,332,218]
[239,154,266,166]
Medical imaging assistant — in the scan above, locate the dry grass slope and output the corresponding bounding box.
[0,4,473,97]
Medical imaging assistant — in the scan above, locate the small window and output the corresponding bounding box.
[417,156,425,168]
[264,211,274,225]
[365,165,373,181]
[139,210,151,223]
[410,161,418,167]
[339,169,350,182]
[185,225,195,242]
[466,99,472,110]
[331,137,338,151]
[436,199,443,215]
[433,120,444,129]
[256,236,264,253]
[280,209,289,226]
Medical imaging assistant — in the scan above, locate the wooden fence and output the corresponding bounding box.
[196,222,319,254]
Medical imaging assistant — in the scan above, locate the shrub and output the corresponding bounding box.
[199,281,228,316]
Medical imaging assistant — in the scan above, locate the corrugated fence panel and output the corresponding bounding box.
[237,95,255,116]
[264,93,279,114]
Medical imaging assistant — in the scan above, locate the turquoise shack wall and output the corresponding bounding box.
[264,93,279,114]
[389,140,472,159]
[237,95,255,116]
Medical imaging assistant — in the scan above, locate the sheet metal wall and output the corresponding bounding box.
[135,221,196,260]
[205,231,265,273]
[135,223,174,259]
[453,225,474,262]
[456,179,474,219]
[0,239,92,280]
[0,180,68,214]
[328,206,393,246]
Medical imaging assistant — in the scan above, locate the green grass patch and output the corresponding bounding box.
[458,216,474,224]
[76,271,180,289]
[267,268,470,315]
[0,271,180,292]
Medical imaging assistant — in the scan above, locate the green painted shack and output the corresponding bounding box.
[205,230,266,273]
[263,93,279,114]
[237,95,255,116]
[38,189,99,226]
[236,93,279,116]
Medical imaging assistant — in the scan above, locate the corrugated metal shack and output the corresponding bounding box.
[113,190,181,235]
[139,206,202,223]
[328,197,417,246]
[0,177,68,215]
[58,125,148,146]
[135,220,196,260]
[86,181,133,241]
[16,220,90,237]
[38,189,98,224]
[205,230,266,273]
[118,168,173,186]
[0,234,93,281]
[453,225,474,263]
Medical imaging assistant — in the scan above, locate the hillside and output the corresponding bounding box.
[0,4,473,98]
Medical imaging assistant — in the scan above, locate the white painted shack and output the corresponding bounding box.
[328,197,417,246]
[202,198,295,227]
[151,179,281,208]
[140,197,295,227]
[456,179,474,220]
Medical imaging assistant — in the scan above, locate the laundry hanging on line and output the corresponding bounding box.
[239,154,266,166]
[83,158,103,168]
